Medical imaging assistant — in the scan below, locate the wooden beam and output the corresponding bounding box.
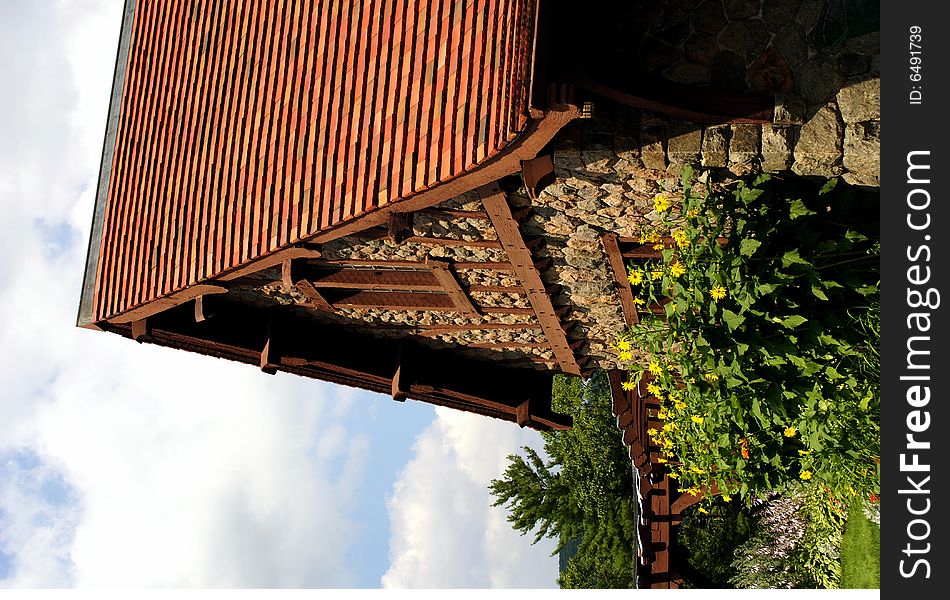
[521,154,556,200]
[388,212,414,244]
[218,245,322,282]
[516,398,531,427]
[419,208,490,220]
[418,322,541,335]
[108,284,229,324]
[403,236,502,249]
[465,284,526,294]
[426,258,480,318]
[131,318,149,342]
[309,259,513,271]
[194,295,213,322]
[479,183,581,375]
[132,300,572,430]
[391,344,410,402]
[602,233,640,326]
[295,279,335,312]
[325,290,457,311]
[308,268,441,291]
[480,307,535,316]
[469,341,549,350]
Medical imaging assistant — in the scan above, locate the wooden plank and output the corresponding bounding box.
[602,233,640,326]
[480,307,535,316]
[309,268,441,291]
[465,284,526,294]
[310,259,513,271]
[419,208,490,220]
[426,259,481,318]
[108,283,229,324]
[418,322,541,335]
[218,245,322,281]
[479,183,581,375]
[403,235,502,248]
[469,341,548,350]
[326,290,456,311]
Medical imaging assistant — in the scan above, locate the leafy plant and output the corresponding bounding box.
[490,372,637,588]
[616,170,880,505]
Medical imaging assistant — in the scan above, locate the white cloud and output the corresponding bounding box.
[383,409,558,589]
[0,0,560,589]
[0,0,370,588]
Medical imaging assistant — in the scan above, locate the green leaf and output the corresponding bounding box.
[819,178,838,195]
[789,199,817,219]
[811,286,829,301]
[722,309,745,332]
[781,315,808,329]
[825,366,843,380]
[739,238,761,257]
[781,249,811,268]
[787,354,807,370]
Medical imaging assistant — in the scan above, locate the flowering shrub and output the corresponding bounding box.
[617,169,880,505]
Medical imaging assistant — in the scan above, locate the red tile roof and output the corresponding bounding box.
[85,0,539,323]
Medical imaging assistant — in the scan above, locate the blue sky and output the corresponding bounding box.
[0,0,557,588]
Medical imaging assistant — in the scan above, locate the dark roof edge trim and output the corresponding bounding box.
[77,0,137,328]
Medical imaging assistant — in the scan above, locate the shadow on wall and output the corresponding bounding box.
[544,0,881,187]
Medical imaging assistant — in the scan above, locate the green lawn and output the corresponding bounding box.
[839,500,880,588]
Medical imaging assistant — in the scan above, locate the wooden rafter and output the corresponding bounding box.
[419,208,490,220]
[119,299,573,430]
[479,183,580,375]
[602,233,640,326]
[426,259,481,318]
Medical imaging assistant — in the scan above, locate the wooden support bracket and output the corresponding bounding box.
[131,318,150,342]
[521,154,556,200]
[426,258,481,318]
[388,212,414,244]
[479,183,581,376]
[516,398,531,427]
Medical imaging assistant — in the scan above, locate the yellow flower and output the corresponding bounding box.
[849,486,857,496]
[618,350,633,362]
[673,229,689,248]
[656,457,668,464]
[621,380,636,391]
[783,426,797,437]
[653,194,670,213]
[627,270,643,285]
[647,428,658,436]
[616,338,632,352]
[691,415,704,425]
[698,506,709,514]
[663,422,675,432]
[722,494,732,502]
[675,401,687,410]
[657,409,668,420]
[653,243,665,251]
[800,470,813,481]
[691,466,705,475]
[669,262,686,278]
[648,360,662,375]
[704,372,719,382]
[686,487,700,497]
[668,472,678,480]
[647,382,661,396]
[650,269,664,281]
[798,449,810,456]
[710,285,727,301]
[687,208,699,218]
[634,297,645,306]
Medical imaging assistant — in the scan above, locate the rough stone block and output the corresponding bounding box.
[842,121,880,187]
[836,78,880,124]
[761,125,796,172]
[774,93,806,125]
[640,126,667,171]
[728,124,761,175]
[701,125,730,167]
[667,125,703,166]
[792,103,843,177]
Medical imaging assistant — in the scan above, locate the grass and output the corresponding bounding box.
[839,500,880,588]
